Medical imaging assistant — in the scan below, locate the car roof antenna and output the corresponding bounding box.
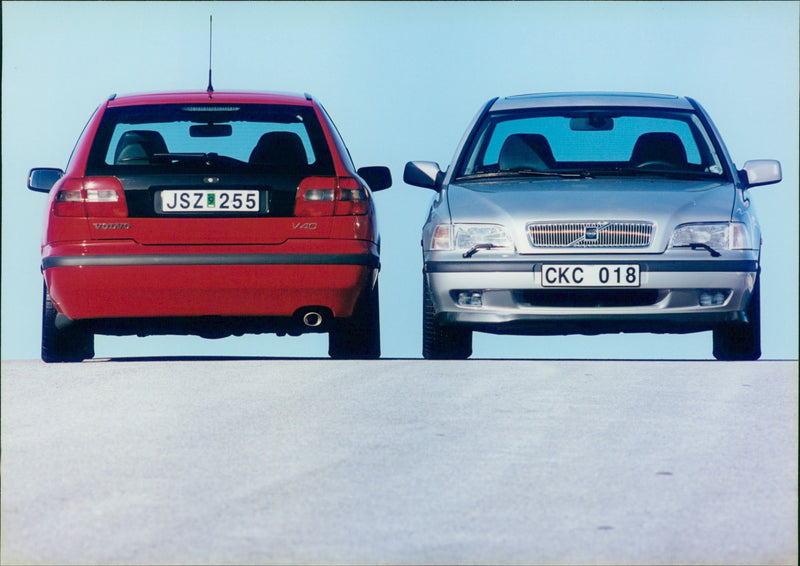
[206,15,214,97]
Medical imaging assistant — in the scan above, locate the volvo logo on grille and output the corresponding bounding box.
[585,222,612,242]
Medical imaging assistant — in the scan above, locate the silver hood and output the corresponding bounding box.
[445,177,736,253]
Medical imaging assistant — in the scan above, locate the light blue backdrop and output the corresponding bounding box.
[2,1,797,360]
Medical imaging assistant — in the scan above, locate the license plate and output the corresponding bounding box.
[157,190,261,213]
[541,264,640,287]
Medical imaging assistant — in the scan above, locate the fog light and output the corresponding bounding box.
[699,290,727,306]
[457,291,483,307]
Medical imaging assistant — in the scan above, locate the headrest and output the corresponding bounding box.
[114,130,168,164]
[630,132,687,167]
[249,131,308,173]
[498,133,555,171]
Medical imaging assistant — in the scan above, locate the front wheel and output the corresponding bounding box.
[328,279,381,359]
[42,283,94,363]
[713,276,761,361]
[422,278,472,360]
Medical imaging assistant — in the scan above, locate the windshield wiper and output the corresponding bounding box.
[458,169,586,181]
[605,167,719,181]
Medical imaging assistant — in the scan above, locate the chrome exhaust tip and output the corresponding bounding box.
[302,311,324,327]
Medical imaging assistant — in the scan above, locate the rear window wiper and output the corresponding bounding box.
[117,152,220,164]
[153,152,220,164]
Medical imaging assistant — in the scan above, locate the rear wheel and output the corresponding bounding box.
[423,278,472,360]
[42,283,94,363]
[328,280,381,359]
[713,275,761,361]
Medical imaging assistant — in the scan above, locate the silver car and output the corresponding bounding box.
[405,92,781,360]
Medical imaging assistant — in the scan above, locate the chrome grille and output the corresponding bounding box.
[527,221,654,248]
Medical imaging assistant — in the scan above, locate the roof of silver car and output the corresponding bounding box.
[492,92,695,111]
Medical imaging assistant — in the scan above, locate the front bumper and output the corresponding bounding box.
[43,240,379,322]
[424,255,758,336]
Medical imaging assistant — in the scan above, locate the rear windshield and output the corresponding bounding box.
[456,108,726,182]
[86,103,335,176]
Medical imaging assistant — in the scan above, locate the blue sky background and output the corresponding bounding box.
[2,1,798,361]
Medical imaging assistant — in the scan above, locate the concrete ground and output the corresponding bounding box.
[1,359,796,565]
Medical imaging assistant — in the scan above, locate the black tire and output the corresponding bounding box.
[422,277,472,360]
[41,283,94,363]
[713,275,761,361]
[328,279,381,359]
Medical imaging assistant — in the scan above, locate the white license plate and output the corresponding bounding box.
[158,190,261,213]
[541,264,640,287]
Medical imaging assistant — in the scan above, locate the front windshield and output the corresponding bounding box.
[456,108,725,182]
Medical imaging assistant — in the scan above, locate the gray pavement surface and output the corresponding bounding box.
[1,358,797,565]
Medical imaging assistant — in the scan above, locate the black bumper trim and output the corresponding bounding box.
[425,259,758,273]
[43,253,380,270]
[437,310,746,336]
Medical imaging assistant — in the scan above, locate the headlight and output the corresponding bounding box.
[429,224,514,251]
[669,222,753,250]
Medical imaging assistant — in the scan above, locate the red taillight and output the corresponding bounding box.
[295,176,370,217]
[295,176,336,217]
[335,177,370,216]
[54,178,86,217]
[53,177,128,218]
[84,177,128,217]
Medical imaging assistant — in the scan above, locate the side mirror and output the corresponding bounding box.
[403,161,444,191]
[28,168,64,193]
[740,160,781,188]
[357,166,392,192]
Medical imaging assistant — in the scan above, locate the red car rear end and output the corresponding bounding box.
[29,92,391,362]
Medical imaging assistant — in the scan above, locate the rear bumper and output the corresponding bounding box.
[43,240,379,321]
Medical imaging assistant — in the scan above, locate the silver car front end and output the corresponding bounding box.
[407,92,781,359]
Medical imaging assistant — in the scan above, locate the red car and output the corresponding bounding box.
[28,91,391,362]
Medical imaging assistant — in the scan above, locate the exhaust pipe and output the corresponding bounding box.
[295,307,330,330]
[302,311,324,328]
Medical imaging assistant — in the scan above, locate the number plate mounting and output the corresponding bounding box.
[541,264,640,287]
